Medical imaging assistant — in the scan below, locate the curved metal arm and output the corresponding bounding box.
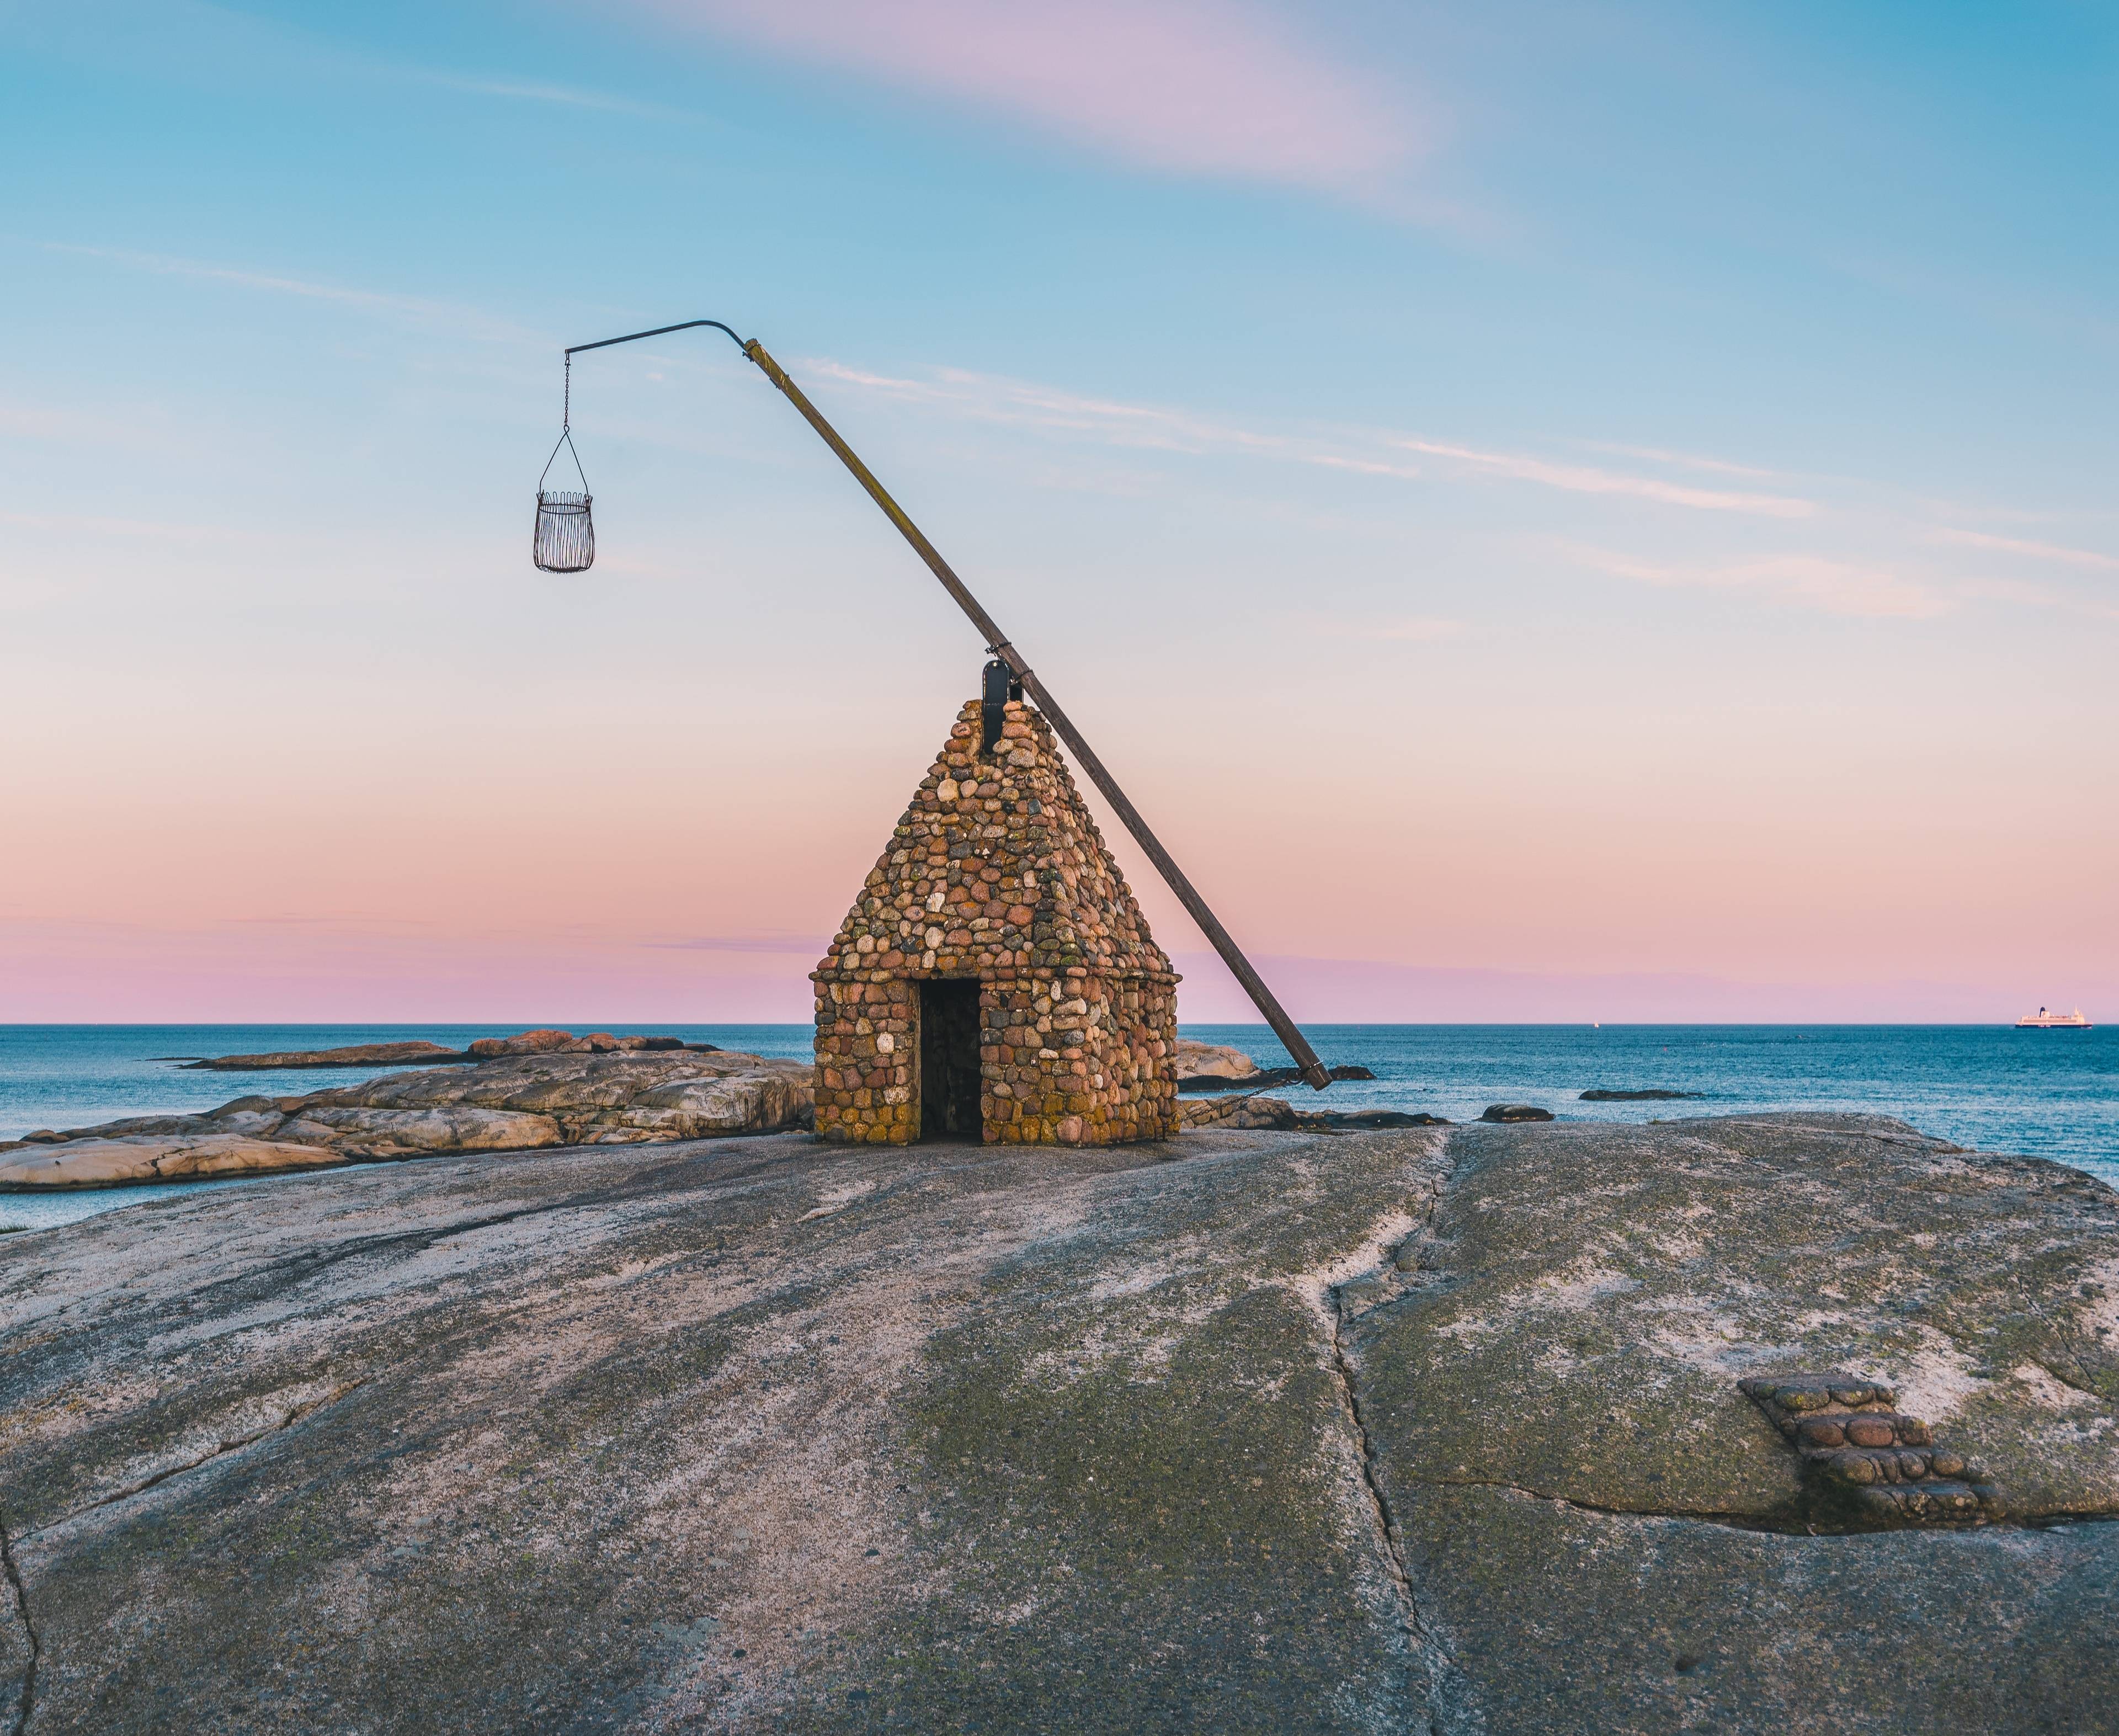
[565,319,748,357]
[557,318,1332,1089]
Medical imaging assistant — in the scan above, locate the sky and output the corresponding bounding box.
[2,0,2115,1023]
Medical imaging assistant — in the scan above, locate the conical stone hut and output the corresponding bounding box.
[812,697,1180,1146]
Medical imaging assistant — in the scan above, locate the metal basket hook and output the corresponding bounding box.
[534,353,594,572]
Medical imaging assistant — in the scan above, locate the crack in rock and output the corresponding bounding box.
[1,1508,39,1736]
[1299,1131,1463,1733]
[2021,1354,2115,1407]
[1326,1297,1430,1710]
[1408,1476,2119,1537]
[1407,1476,1788,1531]
[177,1143,803,1311]
[24,1380,365,1541]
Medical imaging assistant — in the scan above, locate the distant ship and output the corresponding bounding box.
[2016,1007,2093,1030]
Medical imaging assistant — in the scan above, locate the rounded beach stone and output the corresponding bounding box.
[1846,1418,1896,1448]
[1796,1419,1845,1450]
[1830,1450,1879,1485]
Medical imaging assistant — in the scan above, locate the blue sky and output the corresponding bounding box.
[4,1,2114,1020]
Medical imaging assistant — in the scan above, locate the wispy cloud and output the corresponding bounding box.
[800,359,1284,455]
[1303,452,1425,482]
[1570,546,1949,620]
[1393,438,1815,518]
[784,356,2108,630]
[1935,527,2119,572]
[638,0,1424,195]
[41,243,537,344]
[807,358,1815,518]
[416,72,685,120]
[1580,441,1786,481]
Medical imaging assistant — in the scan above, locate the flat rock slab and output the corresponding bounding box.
[0,1134,345,1190]
[1,1112,2115,1732]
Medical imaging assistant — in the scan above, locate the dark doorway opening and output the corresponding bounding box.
[918,978,983,1142]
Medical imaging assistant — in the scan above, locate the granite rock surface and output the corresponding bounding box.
[2,1113,2115,1732]
[0,1133,345,1190]
[1170,1038,1259,1080]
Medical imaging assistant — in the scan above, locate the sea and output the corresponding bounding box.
[2,1023,2112,1234]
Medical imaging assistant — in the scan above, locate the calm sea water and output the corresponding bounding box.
[2,1023,2111,1232]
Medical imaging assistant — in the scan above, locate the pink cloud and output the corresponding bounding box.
[643,0,1421,191]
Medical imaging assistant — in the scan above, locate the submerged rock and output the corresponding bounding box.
[1481,1102,1556,1122]
[1581,1087,1701,1101]
[1176,1063,1377,1094]
[1324,1107,1446,1129]
[1181,1093,1447,1132]
[1171,1039,1375,1094]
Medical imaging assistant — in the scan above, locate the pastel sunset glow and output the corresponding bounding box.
[4,1,2114,1023]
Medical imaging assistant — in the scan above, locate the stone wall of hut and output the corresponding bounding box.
[812,699,1180,1146]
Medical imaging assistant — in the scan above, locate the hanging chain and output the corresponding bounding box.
[538,353,587,496]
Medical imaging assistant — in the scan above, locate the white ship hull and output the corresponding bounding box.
[2016,1008,2093,1030]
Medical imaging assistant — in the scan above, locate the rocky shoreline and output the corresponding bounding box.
[0,1036,814,1190]
[1,1034,1374,1192]
[2,1111,2113,1730]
